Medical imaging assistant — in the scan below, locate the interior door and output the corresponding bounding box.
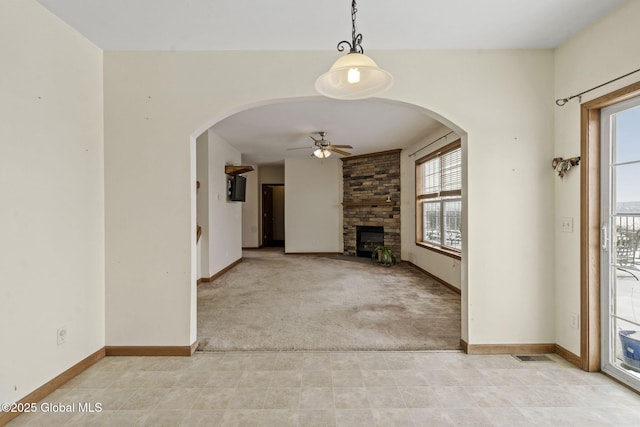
[262,185,274,246]
[601,95,640,391]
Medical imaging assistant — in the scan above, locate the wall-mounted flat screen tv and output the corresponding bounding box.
[228,175,247,202]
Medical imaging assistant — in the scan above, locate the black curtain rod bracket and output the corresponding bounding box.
[556,67,640,106]
[408,131,456,158]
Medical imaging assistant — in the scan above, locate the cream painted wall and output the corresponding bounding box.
[196,132,209,278]
[260,165,285,184]
[387,50,556,344]
[3,0,635,408]
[401,127,462,290]
[284,158,343,253]
[207,130,243,276]
[103,48,555,347]
[554,0,640,355]
[0,0,104,404]
[241,162,260,248]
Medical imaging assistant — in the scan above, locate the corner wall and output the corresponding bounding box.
[401,128,462,290]
[196,132,210,278]
[553,0,640,355]
[0,0,104,404]
[207,130,243,276]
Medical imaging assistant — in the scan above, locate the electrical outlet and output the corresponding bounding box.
[57,327,67,345]
[560,217,573,233]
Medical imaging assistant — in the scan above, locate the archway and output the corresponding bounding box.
[189,96,469,351]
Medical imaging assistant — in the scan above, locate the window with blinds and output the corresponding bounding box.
[415,140,462,254]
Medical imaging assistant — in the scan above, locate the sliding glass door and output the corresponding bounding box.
[601,95,640,390]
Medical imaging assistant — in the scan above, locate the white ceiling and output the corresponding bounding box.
[35,0,624,164]
[37,0,623,51]
[213,98,448,165]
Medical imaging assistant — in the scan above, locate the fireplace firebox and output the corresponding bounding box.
[356,226,384,258]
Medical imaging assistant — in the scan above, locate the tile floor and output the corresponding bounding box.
[6,351,640,426]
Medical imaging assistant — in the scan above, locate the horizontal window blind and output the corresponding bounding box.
[416,144,461,199]
[415,140,462,253]
[441,148,461,193]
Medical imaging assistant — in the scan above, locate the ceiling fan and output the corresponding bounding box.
[289,132,353,158]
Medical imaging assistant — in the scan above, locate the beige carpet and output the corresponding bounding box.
[197,249,461,351]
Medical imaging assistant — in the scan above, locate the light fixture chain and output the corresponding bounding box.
[336,0,364,54]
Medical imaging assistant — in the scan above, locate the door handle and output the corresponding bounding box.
[601,225,608,250]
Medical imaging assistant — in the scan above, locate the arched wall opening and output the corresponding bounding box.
[188,96,469,350]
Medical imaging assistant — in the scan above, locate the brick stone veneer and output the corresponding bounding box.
[342,149,401,258]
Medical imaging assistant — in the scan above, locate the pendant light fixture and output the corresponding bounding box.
[315,1,393,100]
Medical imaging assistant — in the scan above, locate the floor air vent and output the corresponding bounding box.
[513,355,554,362]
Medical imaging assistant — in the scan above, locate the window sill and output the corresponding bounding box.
[415,242,462,260]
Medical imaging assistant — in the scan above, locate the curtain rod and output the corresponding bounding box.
[408,131,455,157]
[555,67,640,106]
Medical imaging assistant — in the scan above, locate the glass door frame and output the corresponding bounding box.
[580,81,640,373]
[600,96,640,390]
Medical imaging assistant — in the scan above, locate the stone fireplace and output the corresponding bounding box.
[342,150,401,258]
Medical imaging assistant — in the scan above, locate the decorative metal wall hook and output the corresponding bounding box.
[552,156,581,178]
[337,0,364,54]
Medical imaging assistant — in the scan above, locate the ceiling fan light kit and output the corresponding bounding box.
[315,0,393,100]
[289,131,353,158]
[313,148,332,158]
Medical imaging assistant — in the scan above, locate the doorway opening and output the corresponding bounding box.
[262,184,285,247]
[600,94,640,390]
[191,96,467,352]
[581,81,640,381]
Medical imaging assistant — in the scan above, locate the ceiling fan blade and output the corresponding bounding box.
[330,145,353,149]
[309,135,319,143]
[287,146,313,150]
[328,147,351,156]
